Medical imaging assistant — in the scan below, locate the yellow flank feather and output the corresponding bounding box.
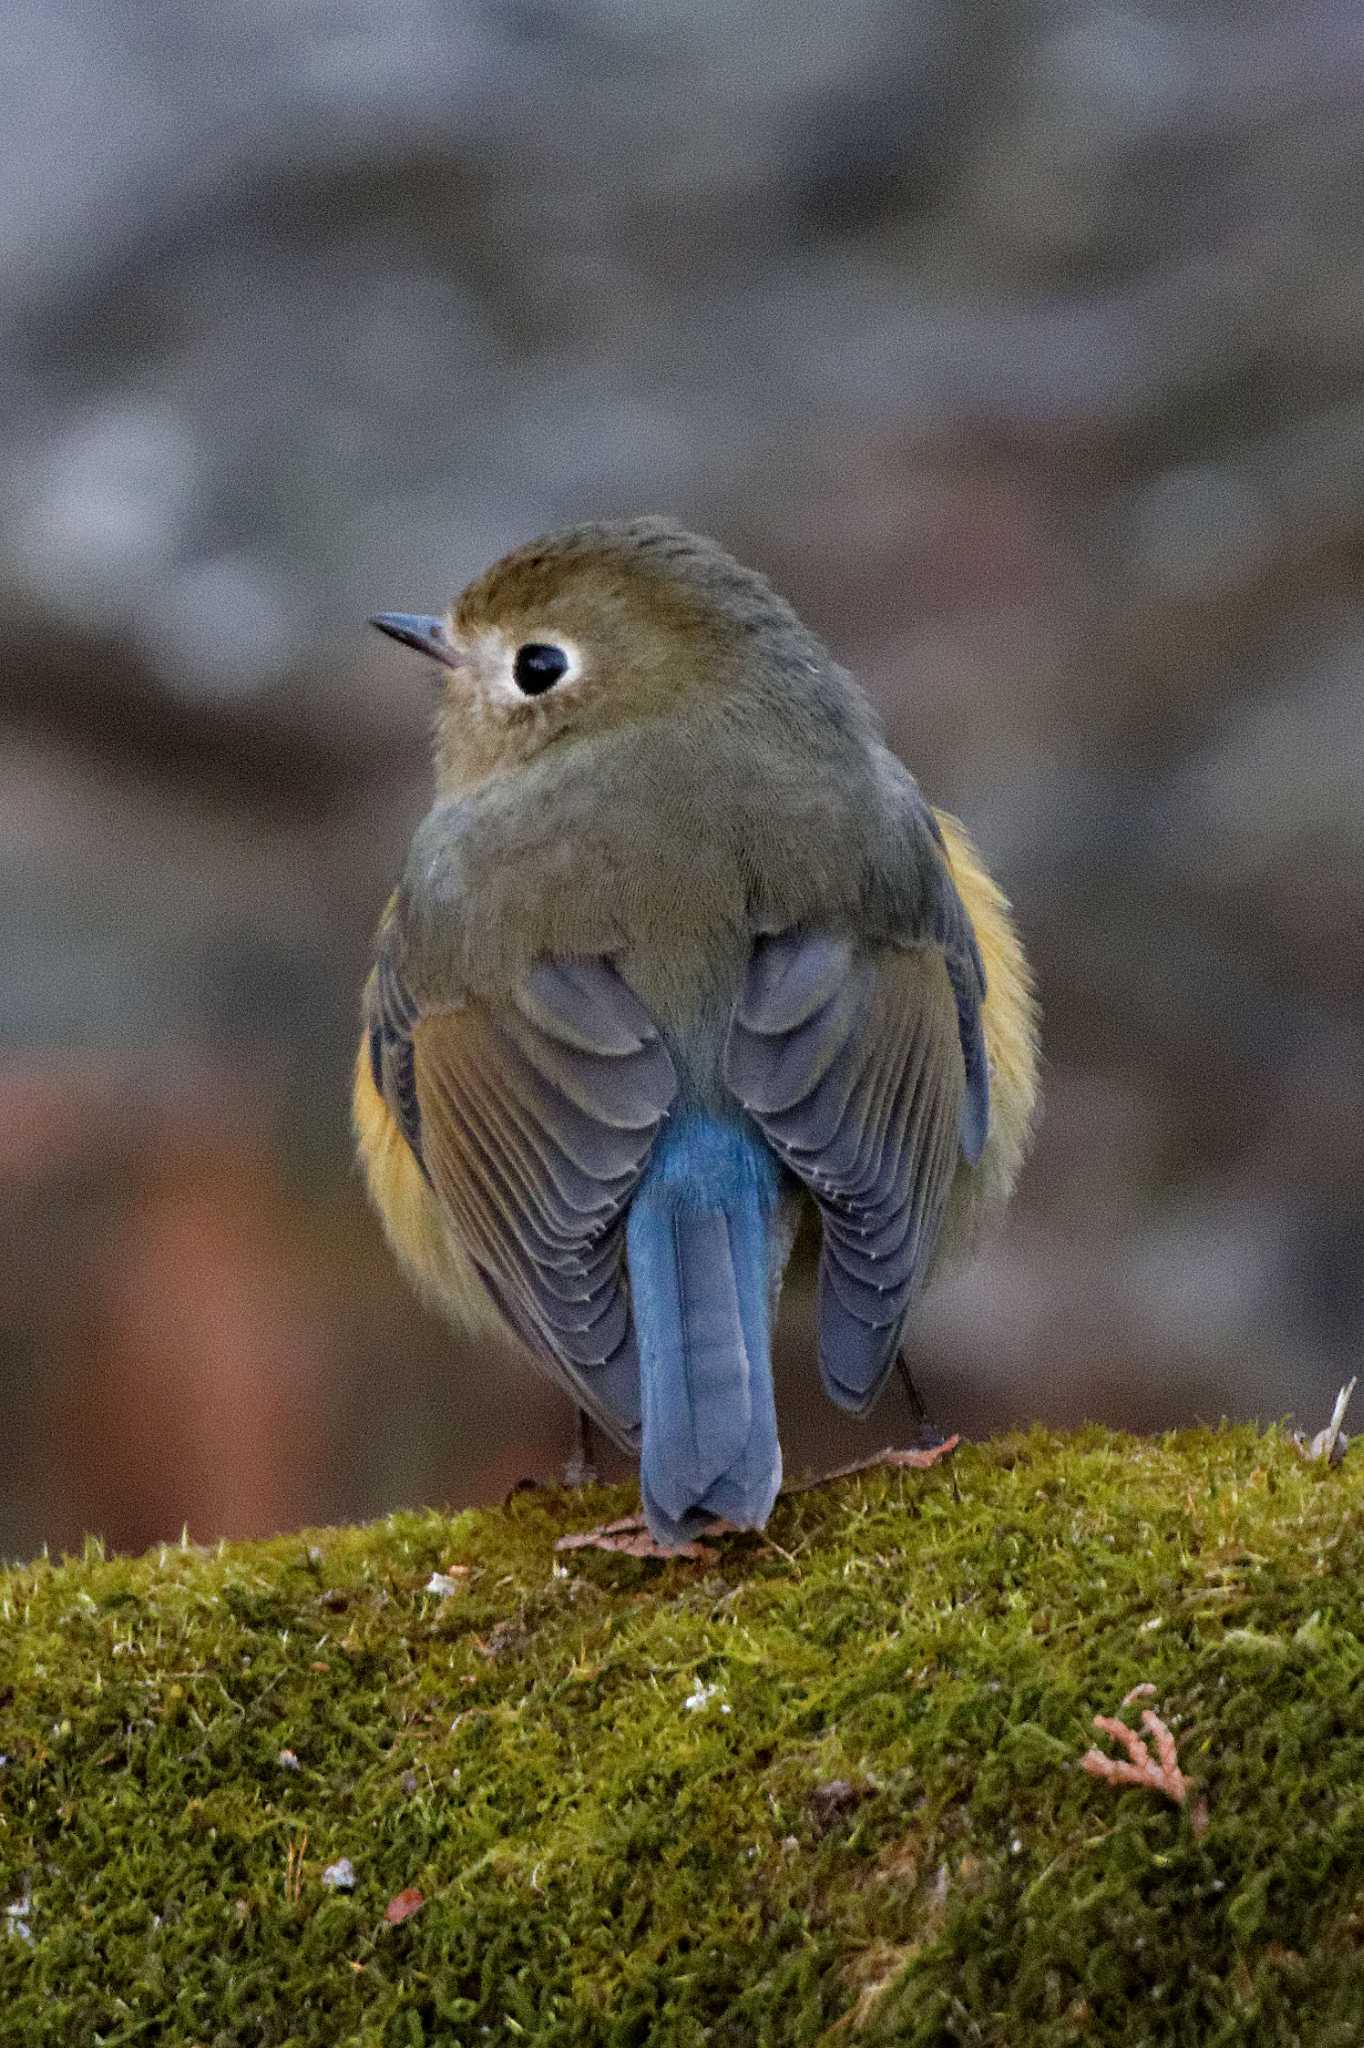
[351,1029,500,1334]
[933,809,1040,1261]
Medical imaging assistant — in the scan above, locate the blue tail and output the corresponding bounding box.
[625,1112,783,1546]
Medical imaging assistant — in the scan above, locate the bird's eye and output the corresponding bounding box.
[512,643,570,696]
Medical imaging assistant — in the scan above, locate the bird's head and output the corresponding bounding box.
[370,516,826,791]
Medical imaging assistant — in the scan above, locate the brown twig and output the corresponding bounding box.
[284,1831,307,1904]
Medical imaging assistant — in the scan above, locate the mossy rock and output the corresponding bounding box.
[3,1427,1364,2045]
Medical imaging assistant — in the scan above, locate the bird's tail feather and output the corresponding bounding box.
[626,1116,782,1546]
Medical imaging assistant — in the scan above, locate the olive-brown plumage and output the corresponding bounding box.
[356,519,1038,1543]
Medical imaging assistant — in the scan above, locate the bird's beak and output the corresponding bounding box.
[368,612,463,671]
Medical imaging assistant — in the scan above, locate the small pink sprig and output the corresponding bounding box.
[1082,1700,1208,1836]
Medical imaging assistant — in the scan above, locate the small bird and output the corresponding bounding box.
[355,519,1037,1546]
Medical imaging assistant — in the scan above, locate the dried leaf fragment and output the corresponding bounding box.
[384,1887,425,1925]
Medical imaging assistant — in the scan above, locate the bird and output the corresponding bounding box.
[354,517,1038,1547]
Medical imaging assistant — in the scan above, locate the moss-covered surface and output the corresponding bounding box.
[4,1428,1364,2045]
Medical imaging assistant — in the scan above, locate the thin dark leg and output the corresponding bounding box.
[563,1405,600,1487]
[775,1352,958,1503]
[896,1353,947,1450]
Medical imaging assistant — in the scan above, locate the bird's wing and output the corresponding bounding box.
[366,941,677,1445]
[724,853,988,1412]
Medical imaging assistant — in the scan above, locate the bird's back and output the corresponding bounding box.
[395,676,947,1105]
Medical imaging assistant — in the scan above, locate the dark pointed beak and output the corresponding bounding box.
[368,612,462,671]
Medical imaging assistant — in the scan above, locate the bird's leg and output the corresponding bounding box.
[773,1353,958,1504]
[563,1406,600,1488]
[895,1352,949,1452]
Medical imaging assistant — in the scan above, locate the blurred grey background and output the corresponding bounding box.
[3,0,1363,1559]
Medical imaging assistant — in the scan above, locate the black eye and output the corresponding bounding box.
[512,642,570,696]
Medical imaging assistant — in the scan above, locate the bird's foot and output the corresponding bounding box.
[552,1438,961,1558]
[556,1514,718,1562]
[894,1351,950,1450]
[779,1434,960,1500]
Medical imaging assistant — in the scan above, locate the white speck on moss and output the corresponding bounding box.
[322,1859,356,1892]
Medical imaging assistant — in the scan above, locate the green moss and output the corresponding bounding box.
[4,1427,1364,2045]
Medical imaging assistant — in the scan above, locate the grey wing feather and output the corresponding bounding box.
[366,944,676,1446]
[372,943,423,1165]
[725,923,976,1413]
